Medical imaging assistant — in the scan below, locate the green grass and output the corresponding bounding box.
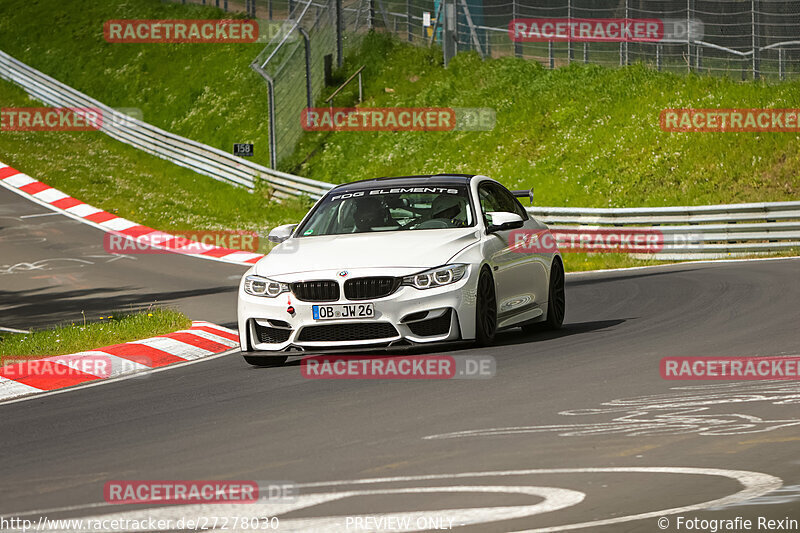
[0,79,311,245]
[0,308,191,361]
[0,0,275,168]
[289,32,800,208]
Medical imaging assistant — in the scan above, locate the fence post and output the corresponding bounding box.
[443,0,456,67]
[696,45,702,72]
[269,0,273,20]
[623,0,629,65]
[407,0,413,42]
[583,42,588,63]
[779,47,785,80]
[751,0,760,79]
[267,78,277,169]
[686,0,692,73]
[336,0,343,67]
[549,41,554,69]
[513,0,522,57]
[452,0,459,53]
[656,43,662,71]
[567,0,573,63]
[300,28,313,110]
[369,0,375,29]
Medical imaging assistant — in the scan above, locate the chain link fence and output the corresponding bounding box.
[169,0,800,168]
[383,0,800,78]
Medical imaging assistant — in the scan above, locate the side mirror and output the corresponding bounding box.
[268,224,297,243]
[486,212,524,233]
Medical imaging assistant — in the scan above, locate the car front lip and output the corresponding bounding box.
[238,267,476,352]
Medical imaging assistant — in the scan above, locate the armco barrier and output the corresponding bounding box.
[528,201,800,259]
[0,50,333,200]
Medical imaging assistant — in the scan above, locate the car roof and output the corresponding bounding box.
[330,174,476,193]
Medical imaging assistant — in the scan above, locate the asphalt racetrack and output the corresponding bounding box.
[1,185,799,532]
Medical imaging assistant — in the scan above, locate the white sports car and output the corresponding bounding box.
[238,174,565,366]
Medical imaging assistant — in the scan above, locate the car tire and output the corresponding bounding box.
[521,257,566,334]
[543,257,565,330]
[244,355,288,367]
[475,267,497,346]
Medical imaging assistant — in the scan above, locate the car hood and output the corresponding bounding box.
[255,228,480,276]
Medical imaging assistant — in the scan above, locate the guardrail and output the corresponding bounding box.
[527,201,800,259]
[0,50,333,200]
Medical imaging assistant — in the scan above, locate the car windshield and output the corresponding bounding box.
[296,185,474,236]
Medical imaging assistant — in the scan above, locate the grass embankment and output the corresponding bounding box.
[0,0,276,168]
[0,79,311,244]
[0,308,190,361]
[291,32,800,208]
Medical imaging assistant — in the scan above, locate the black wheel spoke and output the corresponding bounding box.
[476,270,497,342]
[546,260,565,328]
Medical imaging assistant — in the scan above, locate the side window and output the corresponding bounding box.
[478,183,502,223]
[479,182,528,221]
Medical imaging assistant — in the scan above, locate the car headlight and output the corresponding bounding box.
[402,264,468,290]
[243,275,289,297]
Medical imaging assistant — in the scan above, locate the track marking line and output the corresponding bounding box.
[4,467,781,532]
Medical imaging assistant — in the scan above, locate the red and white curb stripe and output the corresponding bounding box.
[0,321,239,401]
[0,161,266,266]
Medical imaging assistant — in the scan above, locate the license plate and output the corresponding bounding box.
[312,303,374,320]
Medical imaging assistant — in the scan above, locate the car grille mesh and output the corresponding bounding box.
[297,322,398,342]
[291,280,340,302]
[344,277,400,300]
[254,322,292,344]
[407,310,452,337]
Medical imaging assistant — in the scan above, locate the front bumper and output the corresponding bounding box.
[237,267,478,353]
